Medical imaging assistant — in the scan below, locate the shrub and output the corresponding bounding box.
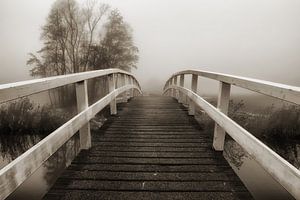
[0,98,69,158]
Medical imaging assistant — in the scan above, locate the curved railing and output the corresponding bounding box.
[0,69,142,199]
[163,69,300,200]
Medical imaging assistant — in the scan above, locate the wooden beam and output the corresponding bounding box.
[108,74,117,115]
[75,80,91,150]
[213,82,231,151]
[121,74,127,102]
[0,85,142,200]
[168,85,300,200]
[170,69,300,105]
[0,69,138,104]
[179,74,185,104]
[188,74,198,115]
[173,76,178,99]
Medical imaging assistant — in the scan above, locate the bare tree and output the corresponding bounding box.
[27,1,138,106]
[88,9,139,72]
[82,0,109,71]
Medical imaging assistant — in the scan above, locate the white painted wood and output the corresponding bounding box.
[124,75,130,100]
[173,76,178,99]
[121,74,127,102]
[0,69,136,104]
[169,69,300,105]
[0,84,142,200]
[128,76,134,98]
[213,82,231,151]
[171,79,174,97]
[166,85,300,200]
[188,74,198,115]
[179,74,185,103]
[108,74,117,115]
[75,80,91,150]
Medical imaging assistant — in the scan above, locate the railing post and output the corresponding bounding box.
[170,79,173,97]
[125,75,130,99]
[171,77,175,98]
[108,74,117,115]
[75,80,91,149]
[121,74,127,102]
[188,74,198,115]
[174,76,178,100]
[129,76,134,98]
[179,74,185,103]
[166,80,170,96]
[213,81,231,151]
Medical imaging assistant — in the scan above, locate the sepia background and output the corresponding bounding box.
[1,0,300,93]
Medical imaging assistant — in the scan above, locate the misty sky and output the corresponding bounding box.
[1,0,300,93]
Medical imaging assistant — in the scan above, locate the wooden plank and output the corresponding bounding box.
[0,84,141,200]
[213,82,231,151]
[45,96,251,200]
[169,85,300,200]
[167,69,300,105]
[44,191,253,200]
[0,69,139,104]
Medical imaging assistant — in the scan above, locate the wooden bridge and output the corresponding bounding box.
[0,69,299,200]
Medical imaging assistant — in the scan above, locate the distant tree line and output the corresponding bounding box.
[27,0,138,105]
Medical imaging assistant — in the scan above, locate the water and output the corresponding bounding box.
[193,109,297,200]
[223,139,295,200]
[5,133,80,200]
[0,113,298,199]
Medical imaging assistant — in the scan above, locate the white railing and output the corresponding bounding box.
[163,69,300,200]
[0,69,142,200]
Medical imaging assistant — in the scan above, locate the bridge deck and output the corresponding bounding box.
[44,96,253,200]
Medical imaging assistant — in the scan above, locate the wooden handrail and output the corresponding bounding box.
[0,68,141,104]
[164,69,300,105]
[0,69,142,199]
[163,70,300,200]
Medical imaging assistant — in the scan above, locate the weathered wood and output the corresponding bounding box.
[178,74,185,103]
[120,74,127,102]
[108,74,117,115]
[128,76,134,98]
[167,85,300,200]
[213,82,231,151]
[188,74,198,115]
[0,84,141,200]
[166,69,300,105]
[45,96,252,200]
[76,80,91,150]
[173,76,178,99]
[0,69,137,104]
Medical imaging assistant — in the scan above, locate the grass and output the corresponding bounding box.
[195,99,300,168]
[0,98,70,159]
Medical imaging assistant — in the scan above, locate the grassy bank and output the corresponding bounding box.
[0,98,71,159]
[195,99,300,168]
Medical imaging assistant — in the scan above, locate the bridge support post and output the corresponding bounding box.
[174,76,179,100]
[179,74,185,103]
[129,76,134,98]
[121,74,127,102]
[108,74,117,115]
[168,78,173,97]
[166,80,171,97]
[188,74,198,115]
[76,80,91,150]
[213,81,231,151]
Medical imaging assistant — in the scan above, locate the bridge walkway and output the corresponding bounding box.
[44,96,252,200]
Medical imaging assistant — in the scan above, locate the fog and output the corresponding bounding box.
[1,0,300,94]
